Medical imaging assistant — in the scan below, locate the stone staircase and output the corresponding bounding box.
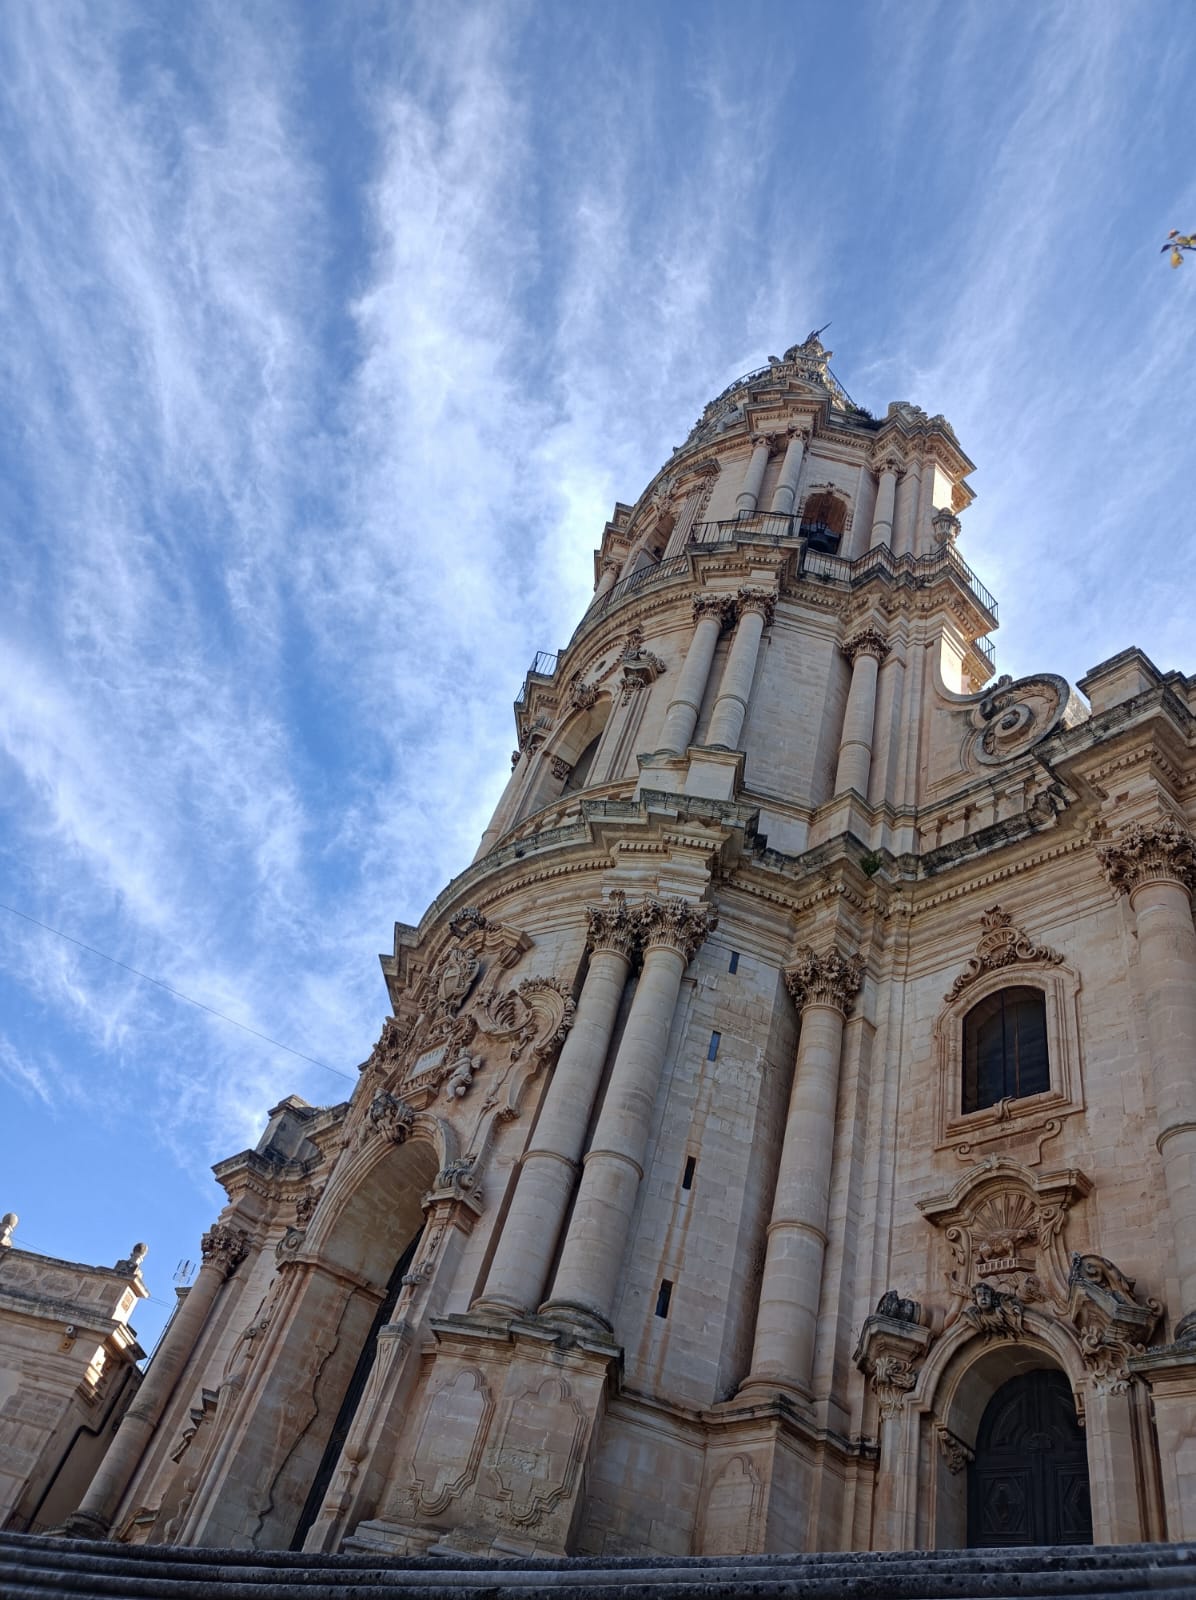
[2,1531,1194,1599]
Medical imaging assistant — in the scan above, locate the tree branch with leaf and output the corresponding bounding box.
[1164,230,1196,267]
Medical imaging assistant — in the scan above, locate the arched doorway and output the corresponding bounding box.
[967,1370,1092,1547]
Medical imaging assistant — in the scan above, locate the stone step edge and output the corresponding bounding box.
[3,1532,1193,1577]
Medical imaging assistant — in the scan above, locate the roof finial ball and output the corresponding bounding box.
[0,1213,17,1248]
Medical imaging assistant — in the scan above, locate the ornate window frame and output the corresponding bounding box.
[934,957,1084,1157]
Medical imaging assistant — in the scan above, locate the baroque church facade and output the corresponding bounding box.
[62,335,1196,1557]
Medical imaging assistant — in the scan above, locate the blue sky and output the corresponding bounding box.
[2,0,1194,1353]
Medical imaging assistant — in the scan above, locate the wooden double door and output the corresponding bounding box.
[967,1369,1092,1547]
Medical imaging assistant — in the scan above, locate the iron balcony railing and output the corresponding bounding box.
[514,649,560,707]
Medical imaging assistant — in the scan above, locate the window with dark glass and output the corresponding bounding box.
[962,986,1049,1113]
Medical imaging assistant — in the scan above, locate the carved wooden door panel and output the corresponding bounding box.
[967,1370,1092,1547]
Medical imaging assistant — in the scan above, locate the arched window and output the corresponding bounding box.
[962,986,1049,1114]
[799,491,847,552]
[562,733,602,795]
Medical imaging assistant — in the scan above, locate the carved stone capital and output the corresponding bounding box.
[785,947,863,1016]
[585,893,638,961]
[736,587,777,626]
[853,1299,932,1421]
[936,1425,974,1474]
[637,897,717,963]
[200,1224,249,1277]
[748,431,773,453]
[1068,1252,1161,1394]
[550,755,573,782]
[692,592,737,630]
[1097,816,1196,898]
[843,627,889,665]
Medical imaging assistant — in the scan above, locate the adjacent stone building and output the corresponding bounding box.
[0,1215,147,1535]
[63,334,1196,1556]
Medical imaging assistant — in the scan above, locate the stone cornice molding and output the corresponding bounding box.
[636,897,717,963]
[692,592,737,629]
[944,905,1064,1003]
[585,892,638,960]
[1097,815,1196,897]
[200,1224,250,1278]
[843,627,889,665]
[785,946,864,1015]
[736,586,778,626]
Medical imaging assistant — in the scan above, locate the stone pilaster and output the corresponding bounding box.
[62,1224,248,1539]
[705,588,777,752]
[833,628,889,798]
[473,895,638,1317]
[656,594,735,755]
[740,946,862,1401]
[541,897,716,1333]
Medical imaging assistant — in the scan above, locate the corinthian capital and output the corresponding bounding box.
[843,627,889,664]
[736,587,778,626]
[785,947,864,1015]
[585,892,638,960]
[692,592,736,629]
[1097,816,1196,897]
[200,1224,250,1277]
[637,897,717,963]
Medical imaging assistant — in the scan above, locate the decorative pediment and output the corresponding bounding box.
[945,905,1063,1002]
[918,1157,1092,1315]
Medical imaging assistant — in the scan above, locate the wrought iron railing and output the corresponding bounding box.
[514,649,560,707]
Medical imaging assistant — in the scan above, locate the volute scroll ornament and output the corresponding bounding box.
[944,905,1063,1003]
[853,1289,933,1420]
[1067,1252,1161,1393]
[963,671,1073,768]
[843,628,889,666]
[736,587,778,626]
[692,592,737,630]
[1097,816,1196,897]
[785,947,864,1016]
[637,897,717,963]
[585,892,638,961]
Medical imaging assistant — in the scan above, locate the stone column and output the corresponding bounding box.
[768,428,808,517]
[62,1224,248,1538]
[594,558,621,601]
[1099,818,1196,1330]
[892,458,920,557]
[656,594,734,755]
[473,896,638,1316]
[869,458,901,550]
[833,628,889,798]
[542,897,715,1331]
[705,588,777,751]
[741,947,862,1398]
[734,434,772,516]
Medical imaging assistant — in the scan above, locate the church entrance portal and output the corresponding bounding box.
[967,1369,1092,1547]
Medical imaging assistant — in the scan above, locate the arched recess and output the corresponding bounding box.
[799,488,849,553]
[518,695,614,818]
[910,1310,1091,1550]
[182,1133,440,1551]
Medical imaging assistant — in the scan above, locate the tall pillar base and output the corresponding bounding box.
[1129,1336,1196,1538]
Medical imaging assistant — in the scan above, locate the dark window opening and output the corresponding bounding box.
[962,985,1049,1114]
[682,1156,696,1191]
[728,951,740,974]
[655,1280,673,1318]
[799,491,848,553]
[707,1031,721,1061]
[561,732,602,795]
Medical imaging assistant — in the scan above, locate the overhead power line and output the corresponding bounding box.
[0,900,354,1083]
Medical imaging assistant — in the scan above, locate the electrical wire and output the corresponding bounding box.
[0,900,355,1083]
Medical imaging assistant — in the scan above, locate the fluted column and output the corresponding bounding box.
[542,897,716,1331]
[1099,819,1196,1337]
[869,458,901,549]
[473,896,638,1316]
[63,1224,248,1538]
[768,427,808,517]
[833,629,889,797]
[705,588,776,751]
[657,594,734,755]
[734,434,772,516]
[741,947,862,1398]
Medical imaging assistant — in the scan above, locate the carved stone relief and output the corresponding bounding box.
[944,906,1063,1003]
[963,672,1073,770]
[1067,1252,1161,1393]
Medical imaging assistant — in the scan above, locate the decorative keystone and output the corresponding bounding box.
[785,947,864,1015]
[200,1224,249,1277]
[637,897,717,964]
[585,892,639,960]
[1097,816,1196,897]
